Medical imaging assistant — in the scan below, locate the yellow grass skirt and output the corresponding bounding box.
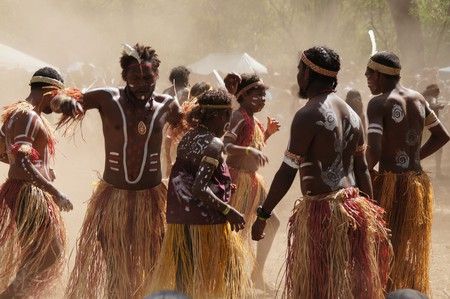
[285,187,392,299]
[149,223,254,299]
[229,169,265,237]
[65,180,166,299]
[0,179,66,297]
[372,171,433,295]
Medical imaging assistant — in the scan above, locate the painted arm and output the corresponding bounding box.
[191,137,245,231]
[223,111,268,166]
[366,98,384,170]
[252,110,314,240]
[14,146,72,211]
[420,103,450,159]
[353,132,373,199]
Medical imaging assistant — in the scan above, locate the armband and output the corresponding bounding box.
[368,123,383,135]
[424,111,440,129]
[283,150,303,169]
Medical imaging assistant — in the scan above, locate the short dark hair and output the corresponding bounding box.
[120,43,161,80]
[169,66,190,86]
[422,84,440,97]
[188,89,232,125]
[30,67,64,89]
[345,89,363,115]
[302,46,340,89]
[236,73,263,103]
[190,81,211,98]
[369,51,401,80]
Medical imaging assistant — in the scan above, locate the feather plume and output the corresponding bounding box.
[122,43,141,64]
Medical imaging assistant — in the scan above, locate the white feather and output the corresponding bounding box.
[121,43,141,63]
[368,30,377,56]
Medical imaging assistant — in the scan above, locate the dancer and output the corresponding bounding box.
[252,46,392,299]
[366,51,449,294]
[0,67,73,298]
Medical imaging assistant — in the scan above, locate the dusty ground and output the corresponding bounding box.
[1,105,449,298]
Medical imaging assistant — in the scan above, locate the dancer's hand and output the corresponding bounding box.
[55,192,73,212]
[247,148,268,167]
[265,117,280,138]
[226,207,245,232]
[251,218,267,241]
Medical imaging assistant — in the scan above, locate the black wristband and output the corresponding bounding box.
[256,206,272,220]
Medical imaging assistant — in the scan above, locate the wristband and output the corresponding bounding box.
[222,206,231,215]
[256,206,272,220]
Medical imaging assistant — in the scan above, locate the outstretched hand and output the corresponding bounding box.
[55,192,73,212]
[265,117,280,138]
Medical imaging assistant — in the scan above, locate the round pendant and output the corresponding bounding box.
[137,121,147,135]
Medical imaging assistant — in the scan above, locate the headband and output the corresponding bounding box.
[30,76,64,89]
[300,52,338,78]
[235,80,267,99]
[367,59,401,76]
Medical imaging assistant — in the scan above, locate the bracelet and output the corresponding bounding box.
[256,206,272,220]
[222,206,231,215]
[245,147,251,155]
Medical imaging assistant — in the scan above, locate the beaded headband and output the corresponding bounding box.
[30,76,64,89]
[367,59,401,76]
[300,52,338,78]
[235,81,267,99]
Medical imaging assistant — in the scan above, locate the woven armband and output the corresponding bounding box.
[283,150,304,169]
[424,111,440,129]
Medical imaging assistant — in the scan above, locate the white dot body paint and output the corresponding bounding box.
[129,84,134,88]
[140,95,145,100]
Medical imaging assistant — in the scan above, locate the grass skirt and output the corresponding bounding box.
[149,223,254,299]
[229,169,265,238]
[65,180,167,299]
[372,171,433,295]
[285,187,392,299]
[0,179,66,297]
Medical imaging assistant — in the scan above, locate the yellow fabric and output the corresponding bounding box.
[149,223,254,299]
[66,180,167,299]
[373,171,433,295]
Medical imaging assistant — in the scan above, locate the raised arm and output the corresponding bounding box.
[191,137,245,232]
[366,97,384,170]
[420,102,450,159]
[252,109,315,240]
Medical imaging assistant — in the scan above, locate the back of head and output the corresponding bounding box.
[369,51,401,80]
[169,66,190,86]
[120,43,161,80]
[345,89,363,114]
[422,84,439,98]
[302,46,340,89]
[386,289,428,299]
[190,81,212,99]
[188,89,232,125]
[30,67,64,90]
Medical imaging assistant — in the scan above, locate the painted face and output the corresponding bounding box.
[242,88,266,113]
[365,67,379,95]
[125,62,158,101]
[297,62,308,99]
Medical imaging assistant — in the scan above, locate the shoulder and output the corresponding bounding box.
[204,136,224,159]
[85,86,120,100]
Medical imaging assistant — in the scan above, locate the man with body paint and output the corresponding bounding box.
[252,46,391,299]
[365,51,449,295]
[0,67,73,298]
[56,43,181,299]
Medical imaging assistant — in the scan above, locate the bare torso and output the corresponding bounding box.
[2,107,54,182]
[84,87,175,190]
[370,87,426,173]
[297,95,363,195]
